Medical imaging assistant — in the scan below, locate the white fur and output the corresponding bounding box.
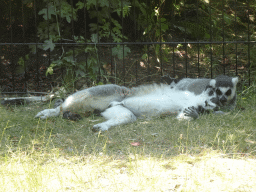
[35,106,60,119]
[35,84,218,131]
[92,85,217,131]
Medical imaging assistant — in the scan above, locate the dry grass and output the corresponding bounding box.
[1,152,256,191]
[0,84,256,191]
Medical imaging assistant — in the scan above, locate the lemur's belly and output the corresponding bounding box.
[122,94,185,117]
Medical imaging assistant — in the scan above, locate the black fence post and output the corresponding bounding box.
[247,0,251,86]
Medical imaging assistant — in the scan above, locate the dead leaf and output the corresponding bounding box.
[130,142,141,146]
[140,61,146,68]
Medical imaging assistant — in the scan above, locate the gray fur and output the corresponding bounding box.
[61,84,130,113]
[172,78,212,95]
[164,75,239,111]
[35,84,131,119]
[215,75,236,87]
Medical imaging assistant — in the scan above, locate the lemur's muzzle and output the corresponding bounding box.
[220,96,227,105]
[210,97,221,106]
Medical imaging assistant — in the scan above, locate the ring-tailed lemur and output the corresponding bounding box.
[35,83,219,131]
[161,75,239,111]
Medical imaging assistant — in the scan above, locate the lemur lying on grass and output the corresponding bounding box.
[2,75,238,131]
[35,82,219,131]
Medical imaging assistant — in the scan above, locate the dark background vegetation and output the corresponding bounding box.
[0,0,256,94]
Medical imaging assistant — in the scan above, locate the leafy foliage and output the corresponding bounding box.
[28,0,132,87]
[1,0,256,87]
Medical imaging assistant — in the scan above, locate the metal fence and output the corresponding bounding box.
[0,0,255,95]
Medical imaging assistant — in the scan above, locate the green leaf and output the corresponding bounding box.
[18,57,25,67]
[66,15,71,23]
[87,0,97,8]
[99,0,109,7]
[155,44,160,55]
[141,53,148,60]
[76,1,85,9]
[63,56,72,63]
[85,46,95,53]
[42,39,55,51]
[91,33,99,43]
[59,1,75,22]
[46,67,54,76]
[75,69,86,77]
[224,14,232,25]
[51,60,63,67]
[46,62,58,76]
[204,33,210,39]
[112,45,131,60]
[78,62,86,71]
[161,23,169,32]
[29,44,43,54]
[38,4,56,20]
[161,18,166,22]
[25,54,29,60]
[155,29,160,38]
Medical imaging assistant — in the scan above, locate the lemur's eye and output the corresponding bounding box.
[226,89,231,96]
[216,89,222,95]
[208,90,214,96]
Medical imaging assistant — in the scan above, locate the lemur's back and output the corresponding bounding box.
[173,78,211,95]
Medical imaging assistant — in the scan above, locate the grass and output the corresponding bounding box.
[0,85,256,191]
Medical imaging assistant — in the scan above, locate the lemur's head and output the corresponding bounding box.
[210,75,239,106]
[201,84,219,111]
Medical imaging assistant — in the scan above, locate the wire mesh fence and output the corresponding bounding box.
[0,0,255,96]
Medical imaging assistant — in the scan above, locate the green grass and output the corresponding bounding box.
[0,85,256,191]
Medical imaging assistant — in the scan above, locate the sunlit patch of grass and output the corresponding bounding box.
[0,150,256,191]
[0,84,256,191]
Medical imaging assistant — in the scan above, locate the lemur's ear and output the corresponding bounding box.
[209,79,216,88]
[232,77,239,86]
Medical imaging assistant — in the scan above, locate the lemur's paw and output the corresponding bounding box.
[184,106,199,119]
[63,111,82,121]
[92,123,109,132]
[35,108,59,119]
[35,109,51,119]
